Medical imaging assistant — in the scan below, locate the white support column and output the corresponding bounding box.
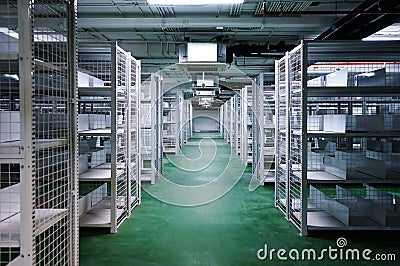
[18,0,34,264]
[110,43,117,233]
[136,60,142,203]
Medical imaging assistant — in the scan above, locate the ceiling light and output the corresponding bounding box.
[147,0,244,5]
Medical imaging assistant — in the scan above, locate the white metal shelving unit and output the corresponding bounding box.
[275,41,400,236]
[240,86,249,164]
[180,99,193,145]
[162,92,181,154]
[77,43,140,233]
[233,91,241,156]
[252,73,275,184]
[252,80,263,183]
[140,74,163,184]
[245,85,254,165]
[0,0,78,265]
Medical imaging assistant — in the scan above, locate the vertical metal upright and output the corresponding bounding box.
[240,86,248,164]
[300,42,308,236]
[18,0,34,264]
[67,0,79,263]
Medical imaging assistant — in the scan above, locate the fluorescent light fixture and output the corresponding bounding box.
[147,0,244,5]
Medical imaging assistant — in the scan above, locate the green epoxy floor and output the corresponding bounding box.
[80,133,400,266]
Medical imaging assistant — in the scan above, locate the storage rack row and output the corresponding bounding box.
[162,91,193,154]
[0,1,78,265]
[275,40,400,236]
[219,85,254,167]
[77,43,141,233]
[222,97,234,148]
[252,73,275,184]
[240,85,254,165]
[140,74,163,184]
[180,97,193,147]
[233,90,241,156]
[219,86,251,164]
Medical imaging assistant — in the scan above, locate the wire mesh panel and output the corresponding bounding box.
[275,56,289,215]
[0,2,22,262]
[252,79,263,182]
[0,0,78,265]
[139,82,152,181]
[113,46,129,229]
[32,1,77,264]
[288,45,304,231]
[247,86,254,165]
[240,87,248,164]
[234,93,240,155]
[128,56,140,211]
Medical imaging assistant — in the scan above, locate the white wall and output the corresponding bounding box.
[193,109,220,132]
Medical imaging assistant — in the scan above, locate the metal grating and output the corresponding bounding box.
[128,56,140,210]
[1,0,77,265]
[156,6,175,18]
[115,47,129,227]
[32,0,76,264]
[275,56,288,214]
[229,3,243,17]
[255,1,312,16]
[288,45,303,231]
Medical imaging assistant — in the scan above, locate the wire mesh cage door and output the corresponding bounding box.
[275,55,289,217]
[127,56,140,213]
[112,44,129,232]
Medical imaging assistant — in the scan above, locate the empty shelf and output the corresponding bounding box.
[307,211,347,229]
[0,208,68,248]
[0,139,68,154]
[79,197,125,228]
[78,129,111,135]
[79,168,111,181]
[0,52,18,60]
[307,171,345,182]
[140,173,152,182]
[0,141,21,155]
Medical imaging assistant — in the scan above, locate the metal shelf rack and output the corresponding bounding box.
[252,73,275,184]
[140,74,163,184]
[0,0,78,265]
[162,92,181,154]
[77,43,140,233]
[239,85,254,165]
[233,90,241,156]
[180,99,193,146]
[275,40,400,236]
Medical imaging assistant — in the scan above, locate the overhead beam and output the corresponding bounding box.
[77,17,331,29]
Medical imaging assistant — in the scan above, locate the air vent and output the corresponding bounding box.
[229,3,243,17]
[156,6,175,17]
[177,63,228,74]
[164,27,182,32]
[254,1,312,16]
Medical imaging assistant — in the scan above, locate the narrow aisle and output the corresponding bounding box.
[80,132,287,265]
[79,133,399,266]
